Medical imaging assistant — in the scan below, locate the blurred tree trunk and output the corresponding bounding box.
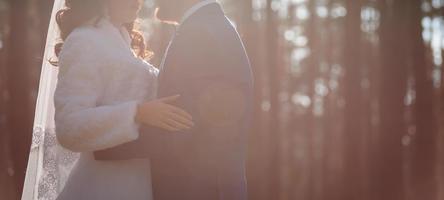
[321,1,346,200]
[0,4,16,197]
[6,0,33,198]
[235,1,272,200]
[265,0,281,199]
[377,1,409,200]
[304,2,319,200]
[440,46,444,200]
[343,0,366,200]
[410,0,438,199]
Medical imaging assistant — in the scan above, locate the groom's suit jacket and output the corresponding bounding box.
[95,3,253,200]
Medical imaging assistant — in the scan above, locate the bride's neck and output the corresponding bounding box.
[104,14,125,28]
[109,17,124,28]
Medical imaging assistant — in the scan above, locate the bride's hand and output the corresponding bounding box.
[135,95,194,131]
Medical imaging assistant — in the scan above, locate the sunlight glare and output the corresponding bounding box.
[295,5,310,20]
[291,93,311,108]
[330,4,347,18]
[315,79,329,97]
[262,101,271,112]
[316,6,328,18]
[432,0,444,9]
[361,6,380,34]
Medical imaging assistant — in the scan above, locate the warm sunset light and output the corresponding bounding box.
[1,0,444,200]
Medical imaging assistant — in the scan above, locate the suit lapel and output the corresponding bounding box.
[158,29,178,91]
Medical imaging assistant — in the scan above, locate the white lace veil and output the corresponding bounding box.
[22,0,80,199]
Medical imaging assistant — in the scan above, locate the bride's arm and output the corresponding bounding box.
[54,30,140,152]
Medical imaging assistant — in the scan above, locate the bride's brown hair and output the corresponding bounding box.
[54,0,152,62]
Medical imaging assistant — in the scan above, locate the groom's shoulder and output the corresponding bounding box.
[181,5,228,33]
[180,17,229,45]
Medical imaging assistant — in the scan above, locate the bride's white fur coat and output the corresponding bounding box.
[54,18,157,200]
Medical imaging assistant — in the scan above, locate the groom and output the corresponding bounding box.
[95,0,253,199]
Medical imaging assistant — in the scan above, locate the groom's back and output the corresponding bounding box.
[158,4,252,90]
[153,3,252,200]
[157,3,253,144]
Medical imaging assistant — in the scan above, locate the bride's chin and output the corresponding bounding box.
[155,11,173,22]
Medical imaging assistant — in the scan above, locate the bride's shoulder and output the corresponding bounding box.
[63,27,100,49]
[58,27,106,77]
[59,26,103,62]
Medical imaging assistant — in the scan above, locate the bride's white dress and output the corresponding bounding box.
[53,18,157,200]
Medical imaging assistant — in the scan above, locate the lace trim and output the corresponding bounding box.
[32,127,45,150]
[32,128,79,200]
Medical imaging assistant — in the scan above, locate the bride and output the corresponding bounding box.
[23,0,194,199]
